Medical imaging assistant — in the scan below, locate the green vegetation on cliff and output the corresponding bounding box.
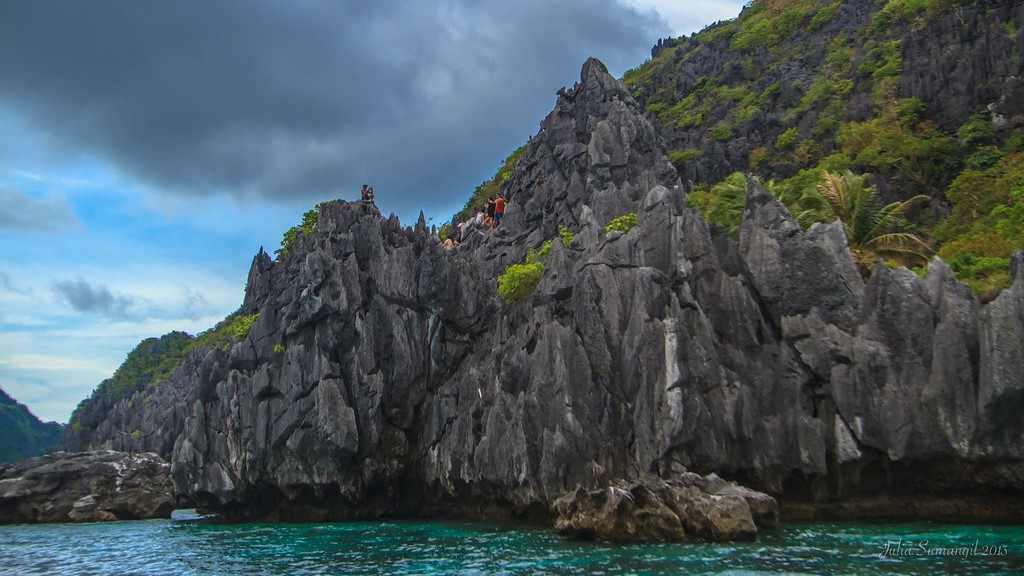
[623,0,1023,296]
[193,312,260,351]
[605,213,638,234]
[88,313,259,406]
[66,310,259,434]
[0,387,63,463]
[816,170,930,270]
[936,152,1024,295]
[277,205,322,258]
[497,251,545,305]
[93,331,193,403]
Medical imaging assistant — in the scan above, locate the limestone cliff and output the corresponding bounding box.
[70,59,1024,523]
[633,0,1024,190]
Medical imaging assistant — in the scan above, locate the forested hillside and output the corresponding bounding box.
[63,315,259,450]
[0,387,62,463]
[622,0,1024,296]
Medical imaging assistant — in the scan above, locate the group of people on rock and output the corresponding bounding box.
[356,183,507,250]
[448,193,506,246]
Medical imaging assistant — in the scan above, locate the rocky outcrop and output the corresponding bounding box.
[553,473,777,542]
[0,451,176,524]
[67,57,1024,534]
[902,0,1024,132]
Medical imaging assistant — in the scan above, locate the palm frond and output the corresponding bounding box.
[813,170,931,274]
[865,232,931,254]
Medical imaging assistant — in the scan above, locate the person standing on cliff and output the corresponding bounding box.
[485,196,496,228]
[360,185,376,204]
[494,194,506,227]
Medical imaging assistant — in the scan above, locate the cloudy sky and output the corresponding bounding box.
[0,0,745,423]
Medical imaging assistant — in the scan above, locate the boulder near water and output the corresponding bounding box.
[552,473,777,543]
[0,451,176,524]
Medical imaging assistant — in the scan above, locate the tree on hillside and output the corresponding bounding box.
[706,172,749,238]
[815,170,930,274]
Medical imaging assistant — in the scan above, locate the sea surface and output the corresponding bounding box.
[0,516,1021,575]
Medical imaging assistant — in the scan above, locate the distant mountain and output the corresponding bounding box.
[0,387,63,463]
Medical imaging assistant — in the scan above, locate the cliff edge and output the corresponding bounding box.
[69,58,1024,529]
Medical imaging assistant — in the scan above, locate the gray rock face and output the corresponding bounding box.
[513,58,680,233]
[740,184,864,331]
[72,58,1024,525]
[901,0,1024,132]
[0,451,176,524]
[64,350,204,459]
[978,254,1024,456]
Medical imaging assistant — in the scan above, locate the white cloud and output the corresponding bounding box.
[0,353,112,377]
[0,315,50,327]
[0,258,246,422]
[0,303,234,423]
[621,0,744,37]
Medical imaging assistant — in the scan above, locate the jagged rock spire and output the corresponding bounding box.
[502,57,680,241]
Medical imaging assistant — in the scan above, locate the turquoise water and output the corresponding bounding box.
[0,518,1021,575]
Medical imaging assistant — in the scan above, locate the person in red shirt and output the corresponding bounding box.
[493,194,506,227]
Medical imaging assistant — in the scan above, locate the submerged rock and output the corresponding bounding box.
[0,451,176,524]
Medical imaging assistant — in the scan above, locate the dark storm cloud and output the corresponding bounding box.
[52,278,141,319]
[0,0,666,218]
